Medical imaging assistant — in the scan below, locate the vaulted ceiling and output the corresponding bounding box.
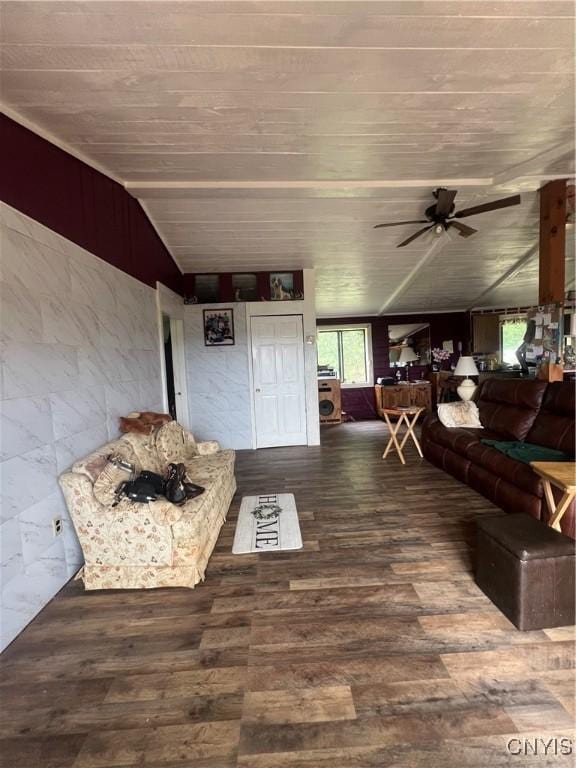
[2,1,574,316]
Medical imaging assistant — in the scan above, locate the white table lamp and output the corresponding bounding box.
[398,347,419,365]
[454,356,479,400]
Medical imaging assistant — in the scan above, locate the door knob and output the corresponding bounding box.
[255,388,261,393]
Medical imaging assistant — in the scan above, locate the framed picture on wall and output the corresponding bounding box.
[203,308,235,346]
[194,274,220,303]
[270,272,295,300]
[232,273,258,301]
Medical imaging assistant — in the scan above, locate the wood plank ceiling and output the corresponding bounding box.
[2,1,575,316]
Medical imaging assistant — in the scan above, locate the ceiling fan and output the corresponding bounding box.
[373,188,521,248]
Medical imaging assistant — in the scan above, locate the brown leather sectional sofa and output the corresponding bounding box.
[422,379,575,538]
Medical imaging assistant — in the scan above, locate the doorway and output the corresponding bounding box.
[251,314,307,448]
[162,314,177,419]
[161,314,189,425]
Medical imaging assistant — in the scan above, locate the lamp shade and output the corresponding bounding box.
[454,355,479,377]
[398,346,419,364]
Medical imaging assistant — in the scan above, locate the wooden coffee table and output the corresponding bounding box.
[381,407,425,465]
[530,462,576,531]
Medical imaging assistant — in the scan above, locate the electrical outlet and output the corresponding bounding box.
[52,517,63,537]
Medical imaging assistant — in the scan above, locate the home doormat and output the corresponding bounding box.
[232,493,303,554]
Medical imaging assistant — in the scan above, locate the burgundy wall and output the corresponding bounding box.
[320,312,471,420]
[0,115,182,294]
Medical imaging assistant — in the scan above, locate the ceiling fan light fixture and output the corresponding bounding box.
[372,188,521,248]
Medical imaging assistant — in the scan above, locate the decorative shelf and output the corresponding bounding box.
[183,270,304,304]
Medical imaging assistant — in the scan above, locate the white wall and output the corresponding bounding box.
[0,203,164,651]
[157,281,185,323]
[184,269,319,449]
[184,302,253,449]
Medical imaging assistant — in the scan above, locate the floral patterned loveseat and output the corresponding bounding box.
[59,421,236,590]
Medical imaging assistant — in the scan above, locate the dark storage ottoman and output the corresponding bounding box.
[476,513,575,631]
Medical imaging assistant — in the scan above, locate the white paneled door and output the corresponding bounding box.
[251,315,307,448]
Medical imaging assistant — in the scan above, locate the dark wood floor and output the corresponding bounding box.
[1,422,574,767]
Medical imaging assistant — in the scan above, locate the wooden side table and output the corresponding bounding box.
[381,407,425,465]
[530,462,576,531]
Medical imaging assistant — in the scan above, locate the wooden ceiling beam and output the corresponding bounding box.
[493,141,575,189]
[377,236,447,315]
[125,179,491,193]
[539,179,568,305]
[465,244,539,310]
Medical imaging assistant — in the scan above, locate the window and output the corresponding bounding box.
[317,325,373,386]
[500,317,527,365]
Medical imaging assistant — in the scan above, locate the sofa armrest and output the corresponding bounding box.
[196,440,221,456]
[59,472,177,565]
[421,412,438,440]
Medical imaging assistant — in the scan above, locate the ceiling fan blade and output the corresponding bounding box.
[435,188,457,216]
[454,194,521,219]
[397,225,434,248]
[374,219,428,229]
[448,220,477,238]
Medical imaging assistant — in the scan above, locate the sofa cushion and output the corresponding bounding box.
[156,421,195,466]
[424,415,497,454]
[477,379,548,441]
[464,442,543,498]
[526,382,575,456]
[185,450,236,484]
[93,456,134,507]
[121,432,165,475]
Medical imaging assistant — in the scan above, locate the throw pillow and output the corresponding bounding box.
[75,451,109,482]
[155,420,197,466]
[438,401,483,429]
[94,455,135,507]
[119,411,172,435]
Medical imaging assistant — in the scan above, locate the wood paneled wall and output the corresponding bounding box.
[0,115,183,294]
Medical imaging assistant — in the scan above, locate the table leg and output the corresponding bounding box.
[542,480,556,520]
[382,413,406,465]
[398,410,424,458]
[382,412,395,458]
[549,490,576,532]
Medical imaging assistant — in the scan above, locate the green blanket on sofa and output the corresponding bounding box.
[480,439,571,465]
